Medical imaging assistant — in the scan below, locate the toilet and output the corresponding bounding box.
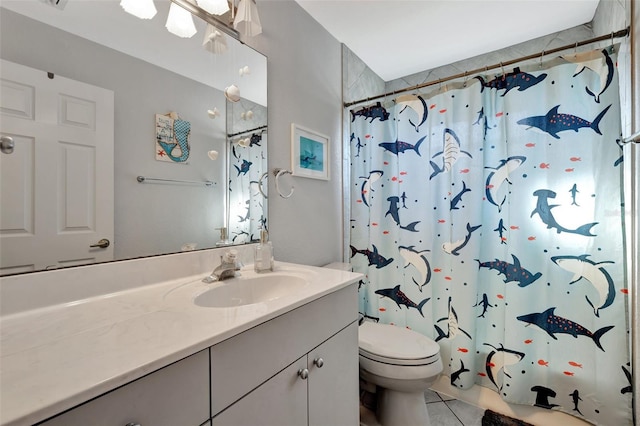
[358,321,443,426]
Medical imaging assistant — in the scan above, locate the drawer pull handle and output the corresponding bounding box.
[314,357,324,368]
[298,368,309,380]
[125,423,141,426]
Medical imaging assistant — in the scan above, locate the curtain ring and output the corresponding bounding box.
[500,62,505,76]
[539,50,545,68]
[462,70,468,87]
[274,168,294,198]
[257,171,268,199]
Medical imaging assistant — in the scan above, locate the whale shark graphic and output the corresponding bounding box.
[360,170,383,207]
[386,196,419,232]
[430,128,472,180]
[396,94,428,131]
[473,293,494,318]
[350,244,394,269]
[475,67,547,96]
[563,48,615,103]
[485,156,526,212]
[157,118,191,162]
[551,254,616,317]
[398,245,431,292]
[442,223,481,256]
[450,181,471,210]
[451,360,470,386]
[378,136,425,156]
[477,254,542,287]
[494,219,507,244]
[531,189,598,236]
[375,285,430,317]
[484,343,525,391]
[517,104,611,139]
[435,297,472,341]
[351,101,390,123]
[517,307,614,351]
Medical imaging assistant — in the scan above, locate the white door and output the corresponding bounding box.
[0,59,114,275]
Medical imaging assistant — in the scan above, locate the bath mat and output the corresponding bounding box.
[482,410,534,426]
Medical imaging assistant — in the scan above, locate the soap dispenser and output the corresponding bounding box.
[254,229,274,273]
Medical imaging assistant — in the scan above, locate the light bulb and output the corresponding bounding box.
[233,0,262,37]
[120,0,157,19]
[166,3,197,38]
[196,0,229,15]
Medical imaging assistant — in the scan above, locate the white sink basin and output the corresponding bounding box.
[194,274,308,308]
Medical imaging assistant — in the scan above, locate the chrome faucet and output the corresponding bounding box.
[202,249,243,283]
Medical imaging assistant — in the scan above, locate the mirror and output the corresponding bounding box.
[0,1,267,275]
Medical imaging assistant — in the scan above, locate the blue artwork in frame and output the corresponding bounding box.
[291,123,329,180]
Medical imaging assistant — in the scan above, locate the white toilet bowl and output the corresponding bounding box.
[359,321,443,426]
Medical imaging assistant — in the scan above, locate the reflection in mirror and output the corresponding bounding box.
[226,98,268,245]
[0,1,267,275]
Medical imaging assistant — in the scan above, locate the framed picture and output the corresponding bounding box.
[291,123,329,180]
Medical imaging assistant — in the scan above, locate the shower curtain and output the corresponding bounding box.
[349,48,632,425]
[227,132,268,243]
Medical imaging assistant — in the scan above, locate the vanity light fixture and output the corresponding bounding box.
[233,0,262,37]
[120,0,157,19]
[207,150,219,160]
[196,0,230,16]
[239,65,251,76]
[241,110,253,120]
[203,24,228,54]
[166,2,198,38]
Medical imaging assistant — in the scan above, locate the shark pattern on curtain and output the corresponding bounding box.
[228,132,268,243]
[349,48,632,426]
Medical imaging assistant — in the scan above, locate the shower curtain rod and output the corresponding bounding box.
[227,125,267,138]
[344,27,630,109]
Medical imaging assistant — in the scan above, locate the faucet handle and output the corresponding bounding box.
[222,249,238,264]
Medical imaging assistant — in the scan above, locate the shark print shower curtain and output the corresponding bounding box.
[349,47,632,426]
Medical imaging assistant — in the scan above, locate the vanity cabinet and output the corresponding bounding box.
[34,283,358,426]
[40,350,210,426]
[210,285,359,426]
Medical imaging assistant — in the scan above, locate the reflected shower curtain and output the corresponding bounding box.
[349,48,632,425]
[228,132,267,243]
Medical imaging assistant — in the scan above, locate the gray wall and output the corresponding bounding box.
[246,0,344,266]
[0,10,228,260]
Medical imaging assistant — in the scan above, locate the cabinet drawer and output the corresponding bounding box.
[210,285,358,416]
[41,350,210,426]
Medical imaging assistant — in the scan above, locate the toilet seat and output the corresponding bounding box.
[358,322,440,366]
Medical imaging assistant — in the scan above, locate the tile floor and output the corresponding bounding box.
[360,389,486,426]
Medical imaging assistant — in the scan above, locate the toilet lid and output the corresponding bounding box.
[358,322,440,361]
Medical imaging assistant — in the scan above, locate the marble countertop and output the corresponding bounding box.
[0,262,361,426]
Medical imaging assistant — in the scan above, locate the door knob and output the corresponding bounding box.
[90,238,110,249]
[298,368,309,380]
[1,136,14,154]
[313,358,324,368]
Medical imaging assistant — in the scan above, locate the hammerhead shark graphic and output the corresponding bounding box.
[530,189,598,236]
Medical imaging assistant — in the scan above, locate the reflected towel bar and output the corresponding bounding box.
[137,176,214,186]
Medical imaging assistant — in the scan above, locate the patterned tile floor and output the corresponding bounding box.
[360,389,486,426]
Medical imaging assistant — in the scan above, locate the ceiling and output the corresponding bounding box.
[294,0,601,82]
